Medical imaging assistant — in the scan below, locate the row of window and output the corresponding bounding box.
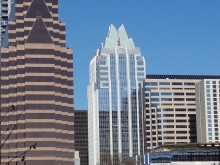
[145,88,195,91]
[148,92,195,96]
[145,82,195,86]
[206,81,220,85]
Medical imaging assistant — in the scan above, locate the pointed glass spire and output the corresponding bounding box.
[103,24,135,49]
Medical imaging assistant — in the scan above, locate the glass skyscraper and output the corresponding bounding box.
[88,24,146,165]
[0,0,13,41]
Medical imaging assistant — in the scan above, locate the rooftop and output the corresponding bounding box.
[146,74,220,80]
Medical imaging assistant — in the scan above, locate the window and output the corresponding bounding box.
[163,125,174,128]
[176,131,187,134]
[184,82,195,85]
[159,82,170,85]
[161,98,172,101]
[164,136,175,139]
[163,114,174,117]
[151,98,159,102]
[175,108,186,111]
[186,98,195,101]
[174,98,185,101]
[161,92,172,96]
[163,120,174,122]
[151,92,159,96]
[145,82,158,86]
[206,81,210,84]
[172,82,182,85]
[151,104,159,107]
[177,136,187,139]
[176,125,187,128]
[162,108,173,111]
[163,131,174,134]
[188,114,196,117]
[176,120,187,122]
[186,93,195,95]
[188,109,196,111]
[174,92,184,95]
[176,114,186,117]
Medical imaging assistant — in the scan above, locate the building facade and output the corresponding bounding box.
[1,0,74,164]
[139,147,220,165]
[74,110,88,165]
[140,75,220,153]
[0,0,13,41]
[196,79,220,143]
[88,24,146,165]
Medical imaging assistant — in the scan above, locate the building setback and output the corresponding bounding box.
[88,24,146,165]
[1,0,74,165]
[140,75,220,153]
[74,110,88,165]
[196,79,220,143]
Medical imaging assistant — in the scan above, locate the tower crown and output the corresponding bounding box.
[104,24,135,49]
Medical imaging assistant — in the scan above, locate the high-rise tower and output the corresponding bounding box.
[88,24,146,165]
[1,0,74,165]
[0,0,13,41]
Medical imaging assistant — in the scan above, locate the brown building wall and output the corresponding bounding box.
[1,0,74,165]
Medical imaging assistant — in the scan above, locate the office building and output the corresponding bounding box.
[140,75,220,153]
[75,110,88,165]
[1,0,74,164]
[196,79,220,143]
[138,144,220,165]
[88,24,146,165]
[0,0,13,41]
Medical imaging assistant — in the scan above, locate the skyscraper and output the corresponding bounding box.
[196,79,220,143]
[0,0,13,41]
[140,75,220,152]
[1,0,74,164]
[88,24,146,165]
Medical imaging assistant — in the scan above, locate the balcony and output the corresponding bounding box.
[1,1,9,5]
[1,21,7,26]
[1,27,6,32]
[1,7,8,11]
[1,13,8,17]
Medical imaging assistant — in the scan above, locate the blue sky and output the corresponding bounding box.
[59,0,220,110]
